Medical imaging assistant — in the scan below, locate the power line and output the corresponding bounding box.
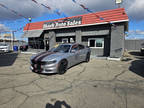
[31,0,64,16]
[71,0,114,24]
[0,2,29,20]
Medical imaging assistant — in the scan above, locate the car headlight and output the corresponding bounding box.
[45,60,57,65]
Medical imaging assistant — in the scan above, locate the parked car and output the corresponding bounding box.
[20,45,28,51]
[30,43,91,74]
[0,43,10,53]
[140,47,144,55]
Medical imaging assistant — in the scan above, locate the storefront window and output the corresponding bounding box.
[56,36,75,43]
[89,40,95,47]
[70,38,74,43]
[88,38,104,48]
[28,37,44,49]
[62,38,68,43]
[96,39,103,47]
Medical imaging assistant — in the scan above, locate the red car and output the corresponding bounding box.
[20,45,28,51]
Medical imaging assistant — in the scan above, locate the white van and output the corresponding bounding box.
[0,43,10,53]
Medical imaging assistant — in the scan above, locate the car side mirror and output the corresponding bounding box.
[71,49,76,53]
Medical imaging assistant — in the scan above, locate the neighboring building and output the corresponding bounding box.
[0,34,26,49]
[23,8,129,58]
[125,39,144,51]
[0,33,17,44]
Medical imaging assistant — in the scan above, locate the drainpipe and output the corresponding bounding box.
[11,30,15,51]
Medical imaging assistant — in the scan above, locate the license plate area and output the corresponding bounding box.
[32,63,42,72]
[34,64,37,68]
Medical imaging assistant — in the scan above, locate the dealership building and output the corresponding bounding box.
[23,8,129,58]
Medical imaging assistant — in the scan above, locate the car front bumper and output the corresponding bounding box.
[30,63,59,74]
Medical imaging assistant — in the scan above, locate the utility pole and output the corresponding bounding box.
[11,30,16,51]
[115,0,123,8]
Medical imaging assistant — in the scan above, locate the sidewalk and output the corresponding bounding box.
[20,48,45,54]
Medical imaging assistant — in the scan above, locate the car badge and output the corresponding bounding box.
[34,64,37,68]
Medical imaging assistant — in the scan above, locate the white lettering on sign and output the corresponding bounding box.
[43,16,82,29]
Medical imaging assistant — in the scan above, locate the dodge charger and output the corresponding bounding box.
[30,43,91,74]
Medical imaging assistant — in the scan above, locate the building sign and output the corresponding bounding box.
[4,33,11,37]
[43,16,82,29]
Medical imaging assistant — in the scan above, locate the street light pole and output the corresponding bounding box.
[118,3,120,8]
[115,0,123,8]
[11,30,16,51]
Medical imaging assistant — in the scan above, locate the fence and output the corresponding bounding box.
[125,39,144,51]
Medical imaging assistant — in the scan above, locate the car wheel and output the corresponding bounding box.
[85,52,90,62]
[58,59,68,75]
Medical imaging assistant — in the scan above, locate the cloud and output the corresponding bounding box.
[0,0,144,21]
[127,30,144,35]
[126,0,144,20]
[46,0,116,16]
[126,29,144,39]
[135,30,144,35]
[0,0,46,21]
[0,24,10,32]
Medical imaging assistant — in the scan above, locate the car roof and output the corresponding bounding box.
[60,43,80,46]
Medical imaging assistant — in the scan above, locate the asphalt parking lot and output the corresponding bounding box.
[0,51,144,108]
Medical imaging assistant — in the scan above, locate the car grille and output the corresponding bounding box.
[31,60,46,72]
[32,59,46,64]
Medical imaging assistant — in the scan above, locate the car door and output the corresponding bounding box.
[68,44,80,66]
[77,44,86,62]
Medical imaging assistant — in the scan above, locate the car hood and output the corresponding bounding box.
[42,52,65,61]
[31,51,66,62]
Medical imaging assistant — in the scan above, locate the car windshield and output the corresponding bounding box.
[53,45,71,53]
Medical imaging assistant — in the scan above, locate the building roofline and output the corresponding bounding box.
[24,19,129,32]
[24,8,129,31]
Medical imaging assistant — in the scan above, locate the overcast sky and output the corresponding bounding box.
[0,0,144,38]
[0,0,144,20]
[0,24,9,32]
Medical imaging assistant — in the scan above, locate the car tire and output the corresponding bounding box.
[58,59,68,75]
[85,52,90,62]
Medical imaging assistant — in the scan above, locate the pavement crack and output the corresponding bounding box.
[0,77,42,91]
[113,85,128,108]
[27,80,74,97]
[0,73,32,76]
[113,85,124,102]
[33,82,45,91]
[13,88,29,97]
[0,93,16,106]
[113,85,125,108]
[124,91,128,108]
[77,66,86,76]
[17,96,29,108]
[13,88,30,108]
[113,70,126,81]
[47,84,73,95]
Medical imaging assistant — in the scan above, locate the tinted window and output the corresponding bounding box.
[53,45,71,53]
[89,40,95,47]
[78,44,85,50]
[88,38,104,48]
[96,39,103,47]
[71,44,79,51]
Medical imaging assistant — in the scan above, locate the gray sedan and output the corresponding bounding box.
[30,43,91,74]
